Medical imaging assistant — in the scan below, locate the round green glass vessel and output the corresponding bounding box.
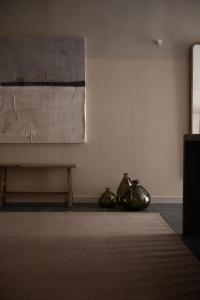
[99,188,117,208]
[123,180,151,211]
[117,173,132,205]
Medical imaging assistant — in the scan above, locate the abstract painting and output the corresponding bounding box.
[0,38,85,143]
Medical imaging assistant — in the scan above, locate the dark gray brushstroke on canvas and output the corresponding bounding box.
[0,38,85,83]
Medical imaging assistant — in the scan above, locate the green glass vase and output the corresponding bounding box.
[99,188,117,208]
[117,173,132,205]
[123,180,151,211]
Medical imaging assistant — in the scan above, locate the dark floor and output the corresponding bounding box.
[1,202,200,261]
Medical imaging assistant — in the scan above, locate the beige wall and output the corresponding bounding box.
[0,0,198,200]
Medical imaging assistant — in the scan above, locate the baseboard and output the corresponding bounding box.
[151,197,182,203]
[74,196,182,203]
[5,196,182,204]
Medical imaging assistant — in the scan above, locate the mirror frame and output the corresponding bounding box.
[191,43,200,134]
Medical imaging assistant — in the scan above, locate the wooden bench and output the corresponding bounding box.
[0,163,76,208]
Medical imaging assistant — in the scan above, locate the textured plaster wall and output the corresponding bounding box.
[0,0,196,200]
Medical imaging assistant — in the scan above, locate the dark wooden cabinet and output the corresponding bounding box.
[183,135,200,235]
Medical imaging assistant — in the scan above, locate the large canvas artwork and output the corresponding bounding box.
[0,38,85,143]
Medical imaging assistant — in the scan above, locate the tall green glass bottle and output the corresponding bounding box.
[117,173,132,205]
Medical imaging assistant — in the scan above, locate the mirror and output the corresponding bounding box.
[192,44,200,133]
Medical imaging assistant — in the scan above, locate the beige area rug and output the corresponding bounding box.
[0,212,200,300]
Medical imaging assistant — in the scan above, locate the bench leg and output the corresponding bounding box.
[2,167,7,205]
[0,167,3,208]
[0,167,7,207]
[66,167,73,208]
